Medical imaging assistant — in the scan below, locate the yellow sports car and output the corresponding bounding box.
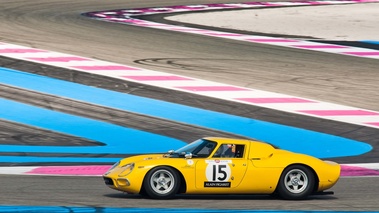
[103,137,340,200]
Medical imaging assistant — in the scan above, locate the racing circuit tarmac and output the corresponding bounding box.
[0,175,378,211]
[1,0,379,212]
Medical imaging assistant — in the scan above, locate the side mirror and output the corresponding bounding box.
[185,153,193,159]
[164,150,175,157]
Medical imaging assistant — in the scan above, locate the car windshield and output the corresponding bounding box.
[171,139,217,158]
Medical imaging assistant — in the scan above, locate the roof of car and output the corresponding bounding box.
[203,137,278,149]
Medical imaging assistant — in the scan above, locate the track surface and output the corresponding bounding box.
[0,175,377,211]
[1,0,379,211]
[2,0,379,112]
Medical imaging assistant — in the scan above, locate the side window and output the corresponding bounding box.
[234,145,244,158]
[196,142,216,157]
[213,144,245,158]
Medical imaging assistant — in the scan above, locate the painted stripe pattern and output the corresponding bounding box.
[1,68,377,179]
[2,68,371,159]
[1,0,379,176]
[0,51,379,176]
[1,41,379,129]
[84,0,379,60]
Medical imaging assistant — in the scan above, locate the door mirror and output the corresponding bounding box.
[185,152,193,159]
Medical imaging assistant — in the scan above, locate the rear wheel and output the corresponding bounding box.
[143,166,180,199]
[277,165,315,200]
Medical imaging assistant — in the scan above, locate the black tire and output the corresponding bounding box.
[143,166,180,199]
[277,165,315,200]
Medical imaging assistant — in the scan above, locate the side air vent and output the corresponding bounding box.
[103,177,114,186]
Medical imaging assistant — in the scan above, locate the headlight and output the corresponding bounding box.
[118,163,135,177]
[108,161,120,172]
[103,161,120,175]
[324,160,339,165]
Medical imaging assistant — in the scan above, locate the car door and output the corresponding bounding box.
[195,144,248,190]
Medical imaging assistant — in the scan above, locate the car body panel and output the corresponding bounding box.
[103,137,340,197]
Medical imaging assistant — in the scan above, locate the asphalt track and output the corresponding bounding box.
[1,0,379,211]
[0,175,378,211]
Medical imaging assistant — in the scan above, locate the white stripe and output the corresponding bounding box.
[0,167,37,175]
[344,163,379,170]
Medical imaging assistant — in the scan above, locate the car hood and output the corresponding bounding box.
[119,154,166,166]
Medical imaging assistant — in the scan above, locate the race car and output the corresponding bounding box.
[103,137,340,200]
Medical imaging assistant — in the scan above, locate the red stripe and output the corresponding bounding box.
[366,122,379,127]
[122,75,193,81]
[27,57,90,62]
[0,48,46,53]
[343,52,379,56]
[27,165,110,175]
[236,97,314,103]
[205,33,243,37]
[246,38,298,42]
[176,86,249,91]
[293,45,347,49]
[71,65,140,71]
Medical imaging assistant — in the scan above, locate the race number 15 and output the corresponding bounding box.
[206,161,231,181]
[212,164,227,181]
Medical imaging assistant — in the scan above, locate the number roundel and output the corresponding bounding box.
[205,160,231,182]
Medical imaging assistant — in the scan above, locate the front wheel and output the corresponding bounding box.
[277,165,315,200]
[143,166,180,199]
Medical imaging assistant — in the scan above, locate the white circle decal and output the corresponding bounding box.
[205,160,231,182]
[187,160,194,165]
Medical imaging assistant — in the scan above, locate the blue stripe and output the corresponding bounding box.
[0,67,372,159]
[360,40,379,45]
[0,206,377,213]
[0,98,185,154]
[0,156,120,163]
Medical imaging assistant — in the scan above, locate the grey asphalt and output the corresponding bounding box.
[0,174,378,211]
[0,0,378,210]
[167,3,379,41]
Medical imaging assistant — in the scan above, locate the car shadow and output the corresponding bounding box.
[104,193,337,201]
